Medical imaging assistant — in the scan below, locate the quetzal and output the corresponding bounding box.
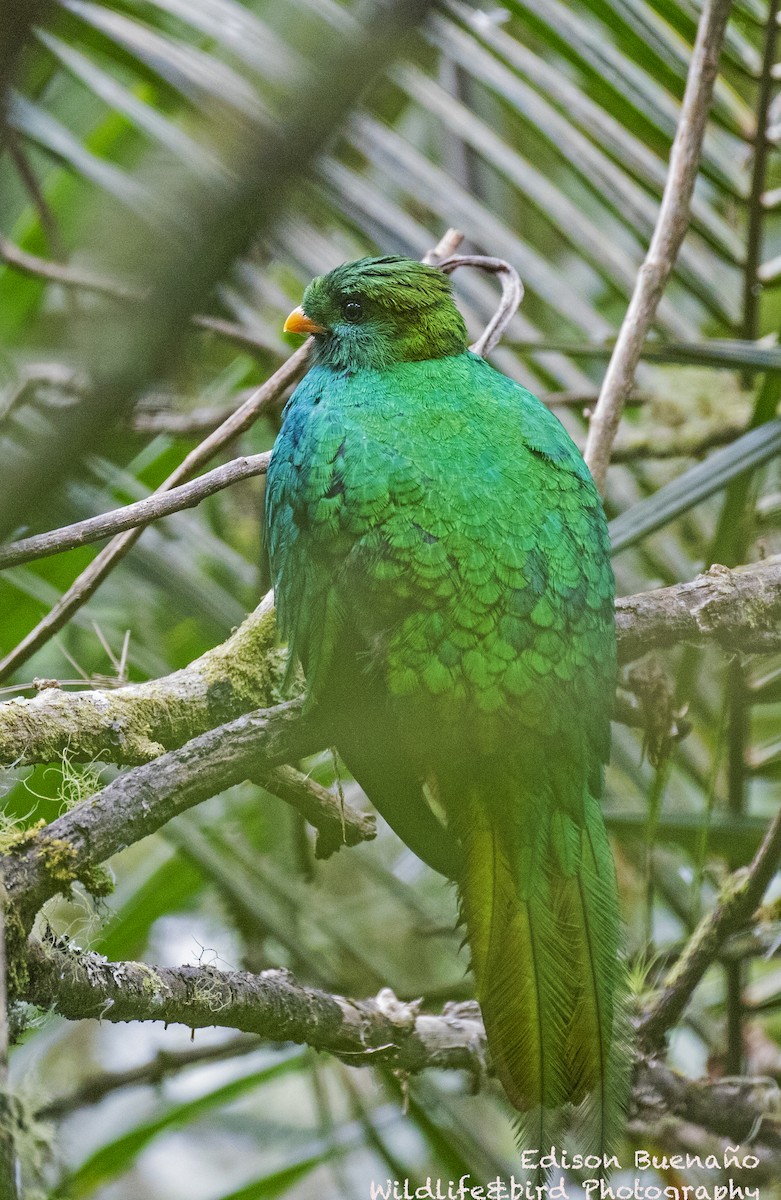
[265,255,627,1155]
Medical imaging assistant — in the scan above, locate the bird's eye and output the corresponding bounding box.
[341,299,363,323]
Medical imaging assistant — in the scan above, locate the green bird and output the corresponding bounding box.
[265,255,627,1156]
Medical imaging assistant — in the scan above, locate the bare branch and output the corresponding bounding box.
[610,416,749,462]
[616,558,781,663]
[0,414,752,573]
[191,314,282,359]
[0,453,270,570]
[0,344,310,684]
[0,236,285,358]
[130,401,238,437]
[0,234,141,301]
[639,800,781,1050]
[37,1035,261,1119]
[583,0,733,492]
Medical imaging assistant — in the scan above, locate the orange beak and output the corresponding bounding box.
[284,306,325,336]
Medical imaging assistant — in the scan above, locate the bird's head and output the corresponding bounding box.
[283,255,469,370]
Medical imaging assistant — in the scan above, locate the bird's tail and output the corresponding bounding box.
[454,775,629,1163]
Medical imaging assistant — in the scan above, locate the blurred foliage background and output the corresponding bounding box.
[2,0,781,1196]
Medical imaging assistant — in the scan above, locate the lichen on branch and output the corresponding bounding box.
[2,560,781,775]
[23,938,781,1156]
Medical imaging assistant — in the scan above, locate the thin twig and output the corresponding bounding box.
[130,402,238,437]
[191,314,282,358]
[0,234,141,301]
[583,0,734,493]
[6,131,66,260]
[37,1035,261,1119]
[609,416,749,462]
[0,345,309,684]
[639,800,781,1049]
[0,236,285,358]
[0,453,270,569]
[741,0,779,343]
[437,253,523,355]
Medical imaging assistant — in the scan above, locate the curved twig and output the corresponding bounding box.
[437,253,524,355]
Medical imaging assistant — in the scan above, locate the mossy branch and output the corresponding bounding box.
[1,698,371,936]
[1,560,779,772]
[0,592,281,766]
[24,938,781,1155]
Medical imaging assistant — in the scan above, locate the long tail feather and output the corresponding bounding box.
[454,776,628,1170]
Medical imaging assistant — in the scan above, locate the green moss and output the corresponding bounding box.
[76,863,114,899]
[0,819,46,855]
[135,961,164,996]
[19,837,114,901]
[5,904,29,998]
[36,838,80,894]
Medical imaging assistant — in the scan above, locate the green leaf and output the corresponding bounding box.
[214,1152,331,1200]
[7,92,151,212]
[62,0,266,118]
[63,1051,308,1197]
[608,419,781,553]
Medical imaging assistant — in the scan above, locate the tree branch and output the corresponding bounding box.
[130,400,239,438]
[0,234,142,300]
[639,798,781,1050]
[0,454,270,569]
[2,698,357,933]
[0,591,282,764]
[615,557,781,663]
[37,1034,262,1119]
[25,939,484,1076]
[22,939,781,1153]
[2,560,778,774]
[583,0,734,492]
